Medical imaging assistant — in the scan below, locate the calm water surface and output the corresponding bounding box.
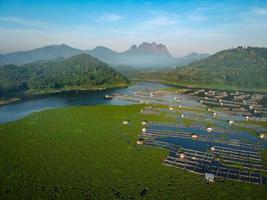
[0,82,171,124]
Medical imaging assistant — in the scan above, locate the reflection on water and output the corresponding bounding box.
[0,82,171,124]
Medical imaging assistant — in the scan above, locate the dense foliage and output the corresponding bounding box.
[0,54,128,97]
[134,47,267,90]
[169,47,267,89]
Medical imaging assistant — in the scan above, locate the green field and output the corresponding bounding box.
[0,105,267,199]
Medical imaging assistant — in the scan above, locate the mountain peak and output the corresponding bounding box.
[59,43,69,47]
[43,44,71,49]
[126,42,172,57]
[92,46,116,52]
[130,44,138,49]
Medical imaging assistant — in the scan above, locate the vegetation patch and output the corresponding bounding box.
[0,105,266,199]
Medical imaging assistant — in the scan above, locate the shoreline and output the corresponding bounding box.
[0,83,129,107]
[131,79,267,94]
[0,98,21,106]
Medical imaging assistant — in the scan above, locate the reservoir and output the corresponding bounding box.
[0,82,172,124]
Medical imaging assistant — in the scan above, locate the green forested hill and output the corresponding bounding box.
[0,54,128,97]
[173,47,267,88]
[139,47,267,90]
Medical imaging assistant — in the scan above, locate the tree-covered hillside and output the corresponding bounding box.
[135,47,267,90]
[0,54,128,97]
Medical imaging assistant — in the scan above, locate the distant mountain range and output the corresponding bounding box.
[0,44,82,66]
[175,52,210,67]
[141,46,267,90]
[0,54,128,97]
[0,43,209,67]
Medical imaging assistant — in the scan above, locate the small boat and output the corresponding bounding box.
[104,95,113,100]
[206,127,213,132]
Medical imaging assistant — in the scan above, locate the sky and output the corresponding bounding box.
[0,0,267,57]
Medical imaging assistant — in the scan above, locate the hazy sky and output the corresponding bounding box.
[0,0,267,57]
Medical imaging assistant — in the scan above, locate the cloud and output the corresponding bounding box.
[252,7,267,15]
[0,17,33,25]
[187,9,207,22]
[187,14,206,22]
[98,14,122,22]
[146,16,177,26]
[0,16,55,31]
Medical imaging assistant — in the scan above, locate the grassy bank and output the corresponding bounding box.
[0,105,266,199]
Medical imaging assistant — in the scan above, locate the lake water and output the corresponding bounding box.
[0,82,172,124]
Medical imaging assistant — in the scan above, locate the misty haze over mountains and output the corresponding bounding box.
[0,42,209,68]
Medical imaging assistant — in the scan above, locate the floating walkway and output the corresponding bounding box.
[144,140,265,184]
[164,156,262,184]
[143,127,263,151]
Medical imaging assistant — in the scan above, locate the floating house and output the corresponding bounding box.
[210,147,215,151]
[228,120,234,126]
[260,133,266,139]
[191,134,199,139]
[141,120,148,125]
[169,107,174,111]
[123,120,130,125]
[136,138,144,145]
[245,116,250,121]
[212,112,217,117]
[179,153,185,159]
[204,172,215,183]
